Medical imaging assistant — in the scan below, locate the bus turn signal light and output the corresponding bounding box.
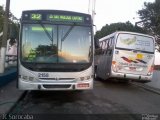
[149,66,154,73]
[112,61,116,65]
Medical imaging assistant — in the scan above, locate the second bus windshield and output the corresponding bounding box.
[21,24,92,63]
[116,33,154,53]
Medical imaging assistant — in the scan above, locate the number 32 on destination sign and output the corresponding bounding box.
[31,14,42,20]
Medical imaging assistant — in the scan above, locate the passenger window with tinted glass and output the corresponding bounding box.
[106,49,112,56]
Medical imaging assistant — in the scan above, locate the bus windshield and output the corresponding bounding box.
[21,24,91,63]
[116,33,154,53]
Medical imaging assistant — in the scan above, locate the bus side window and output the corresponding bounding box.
[106,49,112,56]
[104,40,108,49]
[106,38,113,56]
[108,38,112,48]
[103,40,108,55]
[96,39,102,55]
[110,36,114,47]
[99,42,102,48]
[109,49,112,55]
[104,40,108,55]
[102,41,106,50]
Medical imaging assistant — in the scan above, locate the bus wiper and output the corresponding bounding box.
[61,23,76,42]
[60,23,76,51]
[38,22,53,42]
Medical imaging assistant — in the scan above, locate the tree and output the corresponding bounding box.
[0,5,5,32]
[94,21,146,48]
[0,5,19,47]
[138,0,160,52]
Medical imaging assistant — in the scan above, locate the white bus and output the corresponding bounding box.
[95,31,155,83]
[18,10,94,90]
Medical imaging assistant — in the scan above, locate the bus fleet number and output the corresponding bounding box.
[38,73,49,78]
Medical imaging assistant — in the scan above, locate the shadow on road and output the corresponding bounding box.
[28,90,85,104]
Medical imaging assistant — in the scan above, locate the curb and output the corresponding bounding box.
[131,82,160,95]
[0,67,17,87]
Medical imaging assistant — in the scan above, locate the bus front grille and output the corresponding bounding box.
[43,84,71,89]
[40,78,75,80]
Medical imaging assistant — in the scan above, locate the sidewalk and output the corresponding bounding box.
[133,70,160,95]
[0,67,24,114]
[0,67,17,87]
[145,70,160,90]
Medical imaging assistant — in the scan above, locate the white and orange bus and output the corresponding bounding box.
[95,31,155,83]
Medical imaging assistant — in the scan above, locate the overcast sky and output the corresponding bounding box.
[0,0,155,30]
[0,0,159,64]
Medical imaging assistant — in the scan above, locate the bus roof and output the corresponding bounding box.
[21,10,92,24]
[99,31,155,42]
[21,10,91,17]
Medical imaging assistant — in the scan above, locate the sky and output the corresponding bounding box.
[0,0,159,65]
[0,0,155,30]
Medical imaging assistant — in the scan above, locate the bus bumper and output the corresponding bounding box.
[18,79,93,90]
[111,71,152,82]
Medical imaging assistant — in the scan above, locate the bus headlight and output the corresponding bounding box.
[147,72,152,76]
[22,76,28,80]
[19,75,35,81]
[112,64,117,72]
[147,65,154,76]
[29,77,34,81]
[112,61,118,72]
[77,76,92,81]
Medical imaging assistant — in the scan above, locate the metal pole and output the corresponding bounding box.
[92,0,96,23]
[88,0,91,14]
[0,0,10,73]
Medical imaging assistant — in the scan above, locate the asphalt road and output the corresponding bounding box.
[9,80,160,120]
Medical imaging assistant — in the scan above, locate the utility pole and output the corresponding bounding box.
[0,0,10,73]
[92,0,96,23]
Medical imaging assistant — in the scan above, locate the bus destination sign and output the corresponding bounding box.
[30,13,42,20]
[27,13,86,23]
[47,15,84,22]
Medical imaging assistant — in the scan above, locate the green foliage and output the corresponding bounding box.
[138,0,160,52]
[0,5,19,47]
[9,22,19,40]
[0,6,4,47]
[0,5,4,32]
[36,45,58,56]
[94,21,146,43]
